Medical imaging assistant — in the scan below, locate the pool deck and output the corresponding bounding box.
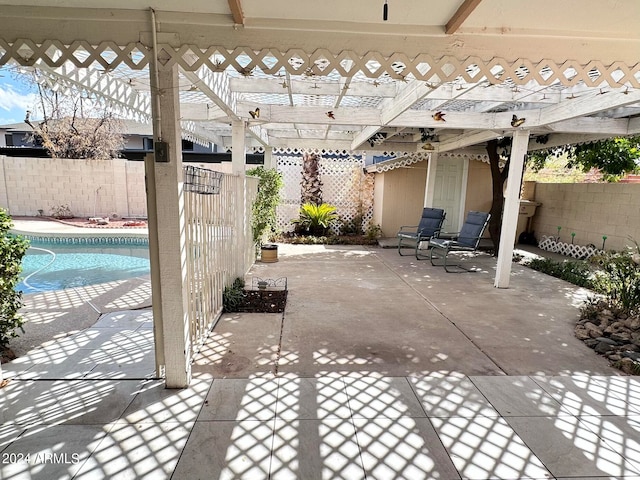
[2,220,639,479]
[11,218,148,239]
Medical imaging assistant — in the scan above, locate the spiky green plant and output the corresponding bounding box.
[292,203,339,236]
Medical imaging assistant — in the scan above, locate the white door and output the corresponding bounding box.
[432,157,467,232]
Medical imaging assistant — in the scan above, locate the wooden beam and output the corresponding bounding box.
[526,133,613,151]
[228,0,244,25]
[537,89,640,126]
[545,117,629,136]
[629,117,640,135]
[445,0,483,34]
[230,77,396,97]
[437,130,499,152]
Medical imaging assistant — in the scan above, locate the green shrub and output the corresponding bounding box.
[246,167,283,247]
[292,203,339,236]
[223,277,245,313]
[365,223,382,241]
[339,214,364,236]
[526,257,594,288]
[590,248,640,314]
[0,209,29,349]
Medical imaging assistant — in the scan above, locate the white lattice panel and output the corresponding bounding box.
[538,236,601,260]
[276,152,374,234]
[2,40,639,88]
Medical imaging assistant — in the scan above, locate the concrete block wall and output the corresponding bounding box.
[532,182,640,251]
[0,156,244,219]
[124,161,147,217]
[0,155,148,218]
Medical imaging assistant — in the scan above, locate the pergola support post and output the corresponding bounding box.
[494,129,530,288]
[423,152,438,207]
[232,120,247,174]
[149,62,191,388]
[264,146,275,169]
[231,119,248,277]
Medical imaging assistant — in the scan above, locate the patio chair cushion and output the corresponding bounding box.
[397,207,446,240]
[429,211,491,272]
[455,211,490,248]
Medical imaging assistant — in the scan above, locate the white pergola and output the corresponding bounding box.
[1,0,639,386]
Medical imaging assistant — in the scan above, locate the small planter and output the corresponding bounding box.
[261,244,278,263]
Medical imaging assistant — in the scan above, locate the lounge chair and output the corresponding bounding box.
[429,211,491,272]
[397,207,446,257]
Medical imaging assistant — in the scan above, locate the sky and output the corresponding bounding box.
[0,66,38,125]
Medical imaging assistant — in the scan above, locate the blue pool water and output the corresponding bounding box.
[18,241,150,294]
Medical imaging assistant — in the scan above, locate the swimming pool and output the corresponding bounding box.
[18,241,150,294]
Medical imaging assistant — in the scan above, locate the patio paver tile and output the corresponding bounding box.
[469,375,569,417]
[353,416,461,480]
[505,415,640,478]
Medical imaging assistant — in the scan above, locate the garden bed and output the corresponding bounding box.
[272,232,379,245]
[576,301,640,375]
[223,277,288,313]
[237,290,288,313]
[520,250,640,375]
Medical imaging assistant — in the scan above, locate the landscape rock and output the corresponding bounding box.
[584,338,599,349]
[575,327,590,340]
[618,357,640,375]
[620,343,640,352]
[595,342,614,354]
[604,322,625,334]
[625,317,640,330]
[583,322,603,338]
[610,332,632,344]
[575,305,640,375]
[622,351,640,361]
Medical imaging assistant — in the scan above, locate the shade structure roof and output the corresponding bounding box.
[0,0,639,155]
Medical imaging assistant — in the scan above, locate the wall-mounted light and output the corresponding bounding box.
[383,0,388,21]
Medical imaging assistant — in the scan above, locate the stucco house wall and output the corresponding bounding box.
[372,160,428,237]
[373,158,494,238]
[464,160,493,215]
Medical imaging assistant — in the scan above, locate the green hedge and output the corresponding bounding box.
[0,209,29,349]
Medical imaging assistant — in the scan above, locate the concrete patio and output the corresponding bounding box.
[2,243,640,479]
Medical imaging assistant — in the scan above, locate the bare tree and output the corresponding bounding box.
[24,78,125,160]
